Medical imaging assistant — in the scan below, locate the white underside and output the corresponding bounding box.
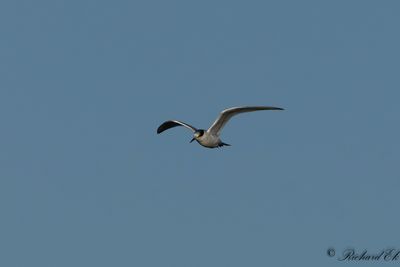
[195,133,221,148]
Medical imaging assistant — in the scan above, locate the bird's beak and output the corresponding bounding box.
[190,137,195,143]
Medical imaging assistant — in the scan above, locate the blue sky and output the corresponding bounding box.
[1,1,399,266]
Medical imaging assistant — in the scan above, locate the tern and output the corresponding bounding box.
[157,106,284,148]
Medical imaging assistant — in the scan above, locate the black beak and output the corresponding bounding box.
[190,138,195,143]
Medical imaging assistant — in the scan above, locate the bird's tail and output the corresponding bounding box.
[218,142,231,147]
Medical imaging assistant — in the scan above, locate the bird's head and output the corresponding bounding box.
[190,130,205,143]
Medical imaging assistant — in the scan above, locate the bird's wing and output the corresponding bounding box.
[207,106,284,135]
[157,120,197,134]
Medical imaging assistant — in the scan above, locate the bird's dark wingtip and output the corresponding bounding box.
[156,122,167,134]
[157,125,167,134]
[157,120,182,134]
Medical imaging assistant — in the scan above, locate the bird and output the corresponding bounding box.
[157,106,284,148]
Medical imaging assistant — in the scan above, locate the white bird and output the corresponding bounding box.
[157,106,284,148]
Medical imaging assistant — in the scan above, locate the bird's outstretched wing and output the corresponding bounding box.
[157,120,197,134]
[207,106,284,135]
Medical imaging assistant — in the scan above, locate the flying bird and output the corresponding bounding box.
[157,106,284,148]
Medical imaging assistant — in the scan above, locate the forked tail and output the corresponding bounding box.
[218,141,231,147]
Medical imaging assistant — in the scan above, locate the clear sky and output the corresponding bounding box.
[1,1,399,266]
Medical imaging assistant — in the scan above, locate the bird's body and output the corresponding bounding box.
[192,131,227,148]
[157,106,283,148]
